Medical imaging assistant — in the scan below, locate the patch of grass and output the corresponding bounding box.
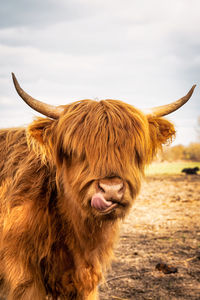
[145,161,200,175]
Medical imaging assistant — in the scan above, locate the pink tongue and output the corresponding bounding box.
[91,194,113,211]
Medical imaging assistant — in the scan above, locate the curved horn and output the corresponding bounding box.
[12,73,64,119]
[145,85,196,117]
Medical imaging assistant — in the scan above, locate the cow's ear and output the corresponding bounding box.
[27,118,55,161]
[27,118,54,144]
[148,117,176,158]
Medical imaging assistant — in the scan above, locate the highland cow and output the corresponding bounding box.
[0,74,196,299]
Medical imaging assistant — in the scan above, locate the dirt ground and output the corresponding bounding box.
[99,175,200,300]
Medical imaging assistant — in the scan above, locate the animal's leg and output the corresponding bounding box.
[7,279,46,300]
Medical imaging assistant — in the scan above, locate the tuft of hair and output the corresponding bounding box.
[147,116,176,162]
[27,117,55,164]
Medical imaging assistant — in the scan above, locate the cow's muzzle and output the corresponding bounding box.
[91,177,125,213]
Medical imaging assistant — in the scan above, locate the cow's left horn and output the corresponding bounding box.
[12,73,64,119]
[144,85,196,117]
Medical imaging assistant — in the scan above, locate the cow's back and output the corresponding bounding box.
[0,128,28,185]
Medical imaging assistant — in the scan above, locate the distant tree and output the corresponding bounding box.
[171,145,185,160]
[184,143,200,161]
[159,143,200,162]
[161,144,184,161]
[197,116,200,142]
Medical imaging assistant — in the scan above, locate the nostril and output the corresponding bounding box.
[118,183,124,194]
[98,182,105,193]
[119,187,124,195]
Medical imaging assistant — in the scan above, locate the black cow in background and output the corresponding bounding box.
[182,167,199,175]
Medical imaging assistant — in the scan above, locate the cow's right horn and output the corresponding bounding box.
[12,73,64,119]
[144,85,196,117]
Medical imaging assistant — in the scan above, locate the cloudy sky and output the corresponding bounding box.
[0,0,199,145]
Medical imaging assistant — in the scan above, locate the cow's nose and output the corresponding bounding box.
[97,178,124,201]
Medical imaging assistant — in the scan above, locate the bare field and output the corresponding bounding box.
[99,175,200,300]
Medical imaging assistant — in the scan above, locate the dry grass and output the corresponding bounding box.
[145,161,200,175]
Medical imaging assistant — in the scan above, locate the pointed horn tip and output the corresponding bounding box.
[187,84,197,97]
[11,73,18,86]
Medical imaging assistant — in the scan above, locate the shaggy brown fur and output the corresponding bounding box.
[0,99,175,299]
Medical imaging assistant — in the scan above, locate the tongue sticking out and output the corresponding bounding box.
[91,193,114,211]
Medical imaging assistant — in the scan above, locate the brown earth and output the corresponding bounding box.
[99,175,200,300]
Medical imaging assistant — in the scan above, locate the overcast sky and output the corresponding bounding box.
[0,0,199,145]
